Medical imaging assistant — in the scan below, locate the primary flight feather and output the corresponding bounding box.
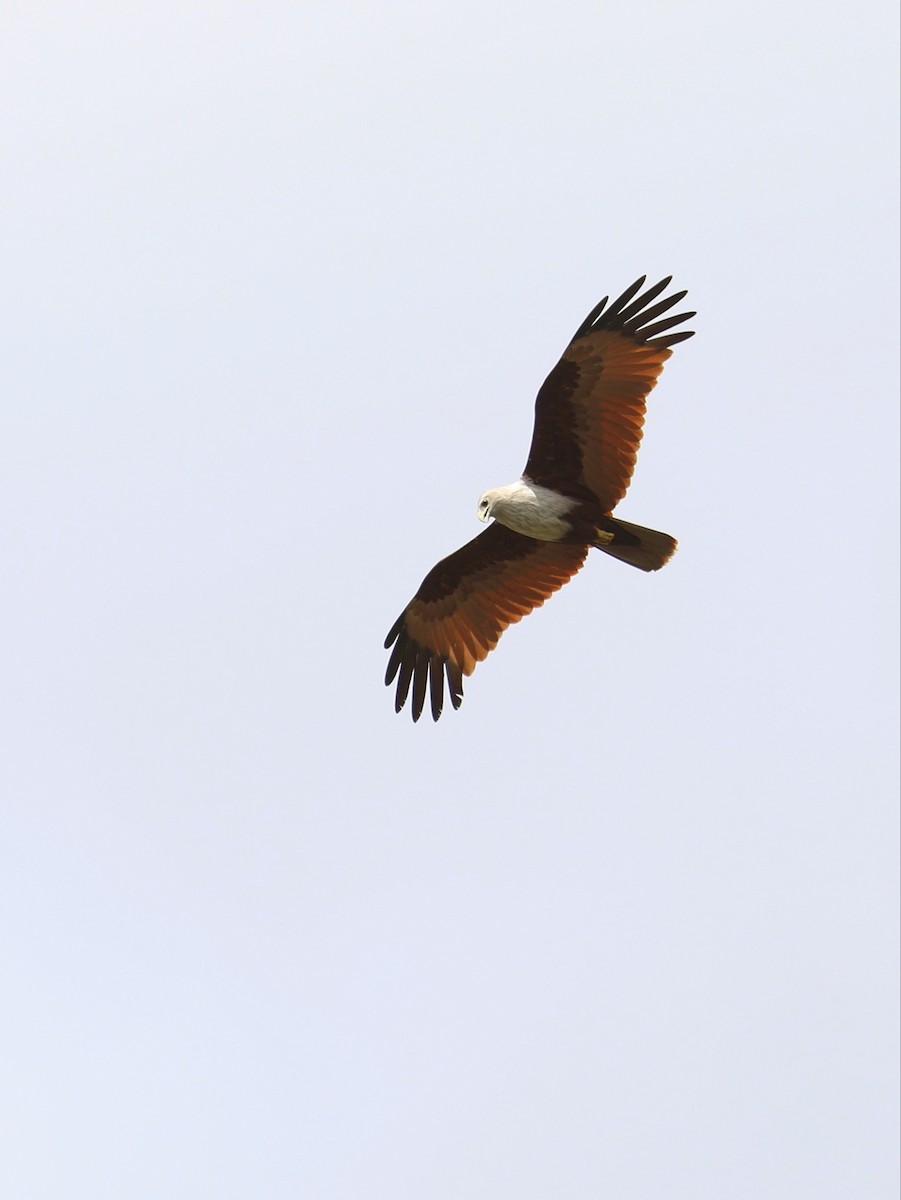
[385,275,695,721]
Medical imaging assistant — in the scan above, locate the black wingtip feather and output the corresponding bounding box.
[615,276,671,326]
[572,295,609,339]
[385,636,405,685]
[395,647,415,714]
[384,614,403,649]
[628,289,687,332]
[607,275,647,316]
[429,657,444,722]
[446,662,464,711]
[642,310,696,342]
[411,647,430,722]
[658,329,695,346]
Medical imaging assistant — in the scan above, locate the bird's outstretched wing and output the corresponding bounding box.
[524,276,694,512]
[385,522,587,721]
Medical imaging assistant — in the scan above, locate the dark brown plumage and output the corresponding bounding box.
[386,276,695,721]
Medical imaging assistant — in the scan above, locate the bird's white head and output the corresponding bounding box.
[477,490,498,523]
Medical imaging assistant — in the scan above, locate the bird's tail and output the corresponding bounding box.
[593,518,677,572]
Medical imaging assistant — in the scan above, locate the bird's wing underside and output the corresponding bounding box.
[385,522,587,721]
[523,276,694,512]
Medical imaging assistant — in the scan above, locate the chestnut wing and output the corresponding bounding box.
[524,276,694,513]
[385,523,587,721]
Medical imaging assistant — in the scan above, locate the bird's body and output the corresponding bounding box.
[477,478,576,541]
[385,275,695,721]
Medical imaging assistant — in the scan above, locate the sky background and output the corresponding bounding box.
[2,2,898,1197]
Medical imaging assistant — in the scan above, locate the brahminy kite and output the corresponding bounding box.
[385,275,694,721]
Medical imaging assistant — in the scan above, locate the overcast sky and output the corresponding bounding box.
[2,3,898,1197]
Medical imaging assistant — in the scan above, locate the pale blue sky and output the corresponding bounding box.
[2,3,898,1197]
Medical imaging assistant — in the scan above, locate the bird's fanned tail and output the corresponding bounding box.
[593,517,677,571]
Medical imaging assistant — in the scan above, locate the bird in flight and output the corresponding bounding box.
[385,275,695,721]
